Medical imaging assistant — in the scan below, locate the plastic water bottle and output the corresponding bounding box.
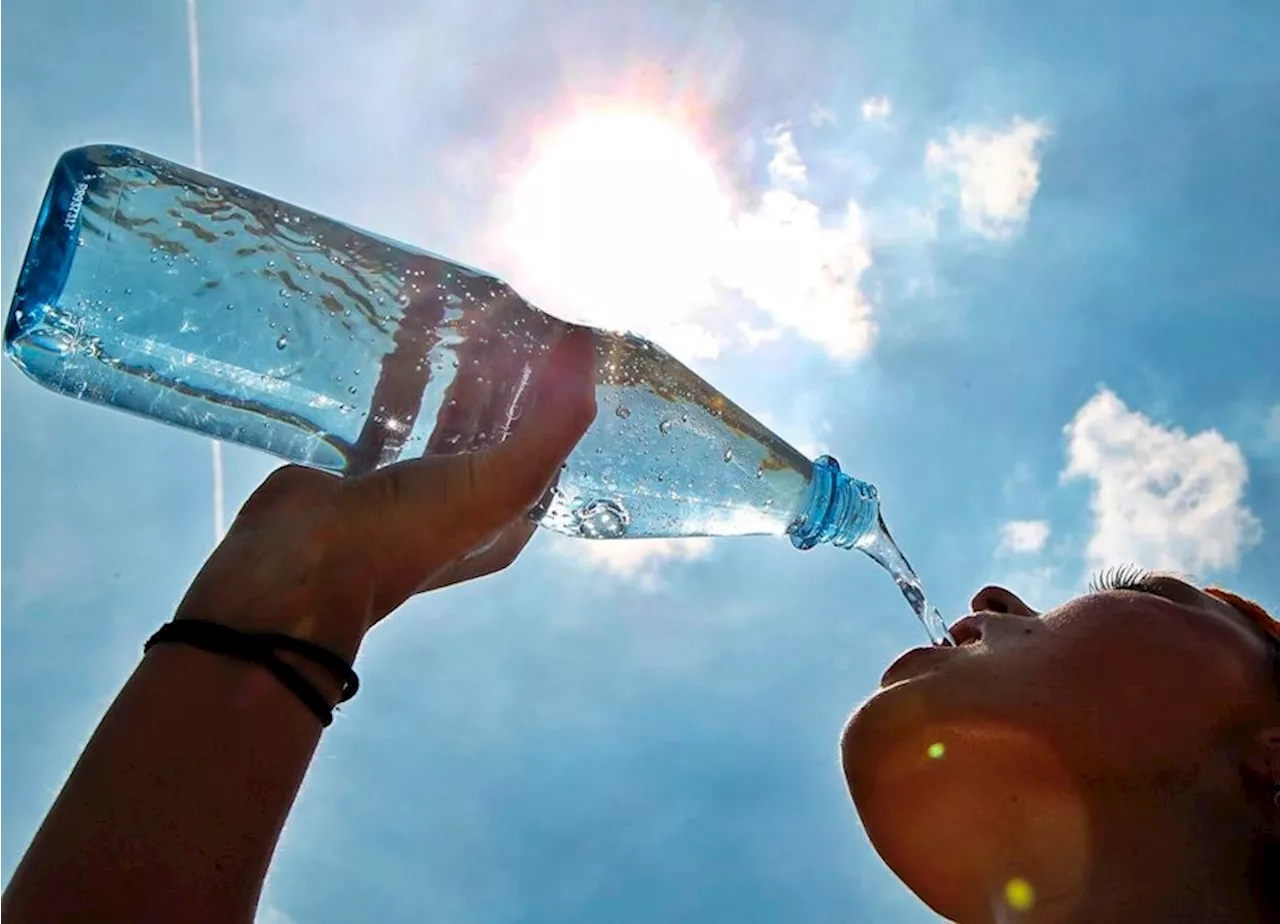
[5,145,952,643]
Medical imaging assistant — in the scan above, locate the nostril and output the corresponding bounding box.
[969,585,1038,619]
[948,616,984,646]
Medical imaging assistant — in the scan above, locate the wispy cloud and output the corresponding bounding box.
[860,96,892,123]
[996,519,1051,555]
[1265,403,1280,444]
[256,905,297,924]
[1062,388,1262,574]
[808,103,837,128]
[926,117,1050,239]
[551,535,713,587]
[755,407,832,461]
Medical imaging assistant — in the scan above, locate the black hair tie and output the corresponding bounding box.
[144,619,360,727]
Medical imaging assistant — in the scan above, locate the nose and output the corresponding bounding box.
[969,585,1038,618]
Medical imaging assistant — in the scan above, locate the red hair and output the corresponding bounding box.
[1204,587,1280,642]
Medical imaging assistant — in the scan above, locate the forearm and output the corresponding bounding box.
[2,639,356,924]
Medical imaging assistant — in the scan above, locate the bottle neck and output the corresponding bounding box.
[789,455,880,550]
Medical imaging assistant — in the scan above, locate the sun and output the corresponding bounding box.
[502,108,731,336]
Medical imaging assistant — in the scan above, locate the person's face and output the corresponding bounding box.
[842,574,1277,922]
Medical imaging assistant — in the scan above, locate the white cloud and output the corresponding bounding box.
[926,117,1049,239]
[257,906,297,924]
[499,115,876,363]
[1265,404,1280,443]
[765,127,807,188]
[860,96,893,123]
[719,186,875,360]
[1061,388,1262,575]
[656,321,725,362]
[557,536,713,588]
[756,407,831,460]
[809,103,837,128]
[997,519,1051,555]
[737,321,783,348]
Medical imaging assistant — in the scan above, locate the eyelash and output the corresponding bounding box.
[1088,565,1162,595]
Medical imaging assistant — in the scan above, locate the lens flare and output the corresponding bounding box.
[1004,877,1035,912]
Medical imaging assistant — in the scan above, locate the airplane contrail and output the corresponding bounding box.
[186,0,226,543]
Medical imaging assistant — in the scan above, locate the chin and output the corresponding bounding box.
[840,694,1090,924]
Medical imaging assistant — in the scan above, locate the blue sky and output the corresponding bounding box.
[3,1,1279,921]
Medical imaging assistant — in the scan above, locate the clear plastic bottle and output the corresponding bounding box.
[5,146,932,608]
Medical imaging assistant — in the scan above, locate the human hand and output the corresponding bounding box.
[174,328,598,663]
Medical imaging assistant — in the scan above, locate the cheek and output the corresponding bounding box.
[1006,623,1255,771]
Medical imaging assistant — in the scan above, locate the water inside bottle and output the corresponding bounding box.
[855,513,956,646]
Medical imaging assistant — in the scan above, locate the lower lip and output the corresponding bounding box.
[880,645,954,686]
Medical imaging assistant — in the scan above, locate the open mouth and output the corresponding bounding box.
[947,614,985,647]
[878,615,984,687]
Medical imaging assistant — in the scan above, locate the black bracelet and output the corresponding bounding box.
[144,620,360,727]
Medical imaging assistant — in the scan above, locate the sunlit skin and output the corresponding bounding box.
[844,576,1280,923]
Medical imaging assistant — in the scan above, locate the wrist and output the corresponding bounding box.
[176,608,368,663]
[274,649,346,710]
[146,619,360,727]
[175,519,378,665]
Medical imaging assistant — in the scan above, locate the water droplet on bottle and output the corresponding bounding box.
[658,419,673,435]
[267,259,276,267]
[279,288,291,298]
[276,335,289,350]
[123,287,133,296]
[615,404,631,420]
[575,499,629,539]
[756,466,764,479]
[225,303,234,311]
[723,448,734,463]
[681,413,689,424]
[114,314,125,323]
[348,385,358,395]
